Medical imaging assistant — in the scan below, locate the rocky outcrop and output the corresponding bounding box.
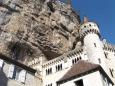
[0,0,80,66]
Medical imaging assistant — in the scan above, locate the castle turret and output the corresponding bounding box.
[80,17,108,73]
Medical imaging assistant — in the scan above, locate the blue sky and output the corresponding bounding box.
[72,0,115,44]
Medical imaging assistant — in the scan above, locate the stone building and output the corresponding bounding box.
[0,17,115,86]
[0,0,115,86]
[42,17,115,86]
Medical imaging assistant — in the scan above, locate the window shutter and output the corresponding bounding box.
[18,70,26,83]
[0,59,4,68]
[8,65,15,78]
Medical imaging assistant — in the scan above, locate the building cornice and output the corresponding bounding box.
[42,48,84,68]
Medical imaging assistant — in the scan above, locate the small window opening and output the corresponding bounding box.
[72,58,78,65]
[56,64,62,72]
[79,56,82,59]
[77,58,79,61]
[72,59,74,64]
[98,58,101,64]
[94,43,96,47]
[109,68,114,77]
[104,52,108,58]
[46,68,52,75]
[74,79,84,86]
[89,24,91,26]
[75,58,77,63]
[46,83,52,86]
[84,26,86,28]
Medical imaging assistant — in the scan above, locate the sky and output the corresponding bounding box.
[72,0,115,44]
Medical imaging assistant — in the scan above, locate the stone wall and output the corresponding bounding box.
[0,60,42,86]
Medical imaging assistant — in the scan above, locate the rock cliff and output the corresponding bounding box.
[0,0,80,65]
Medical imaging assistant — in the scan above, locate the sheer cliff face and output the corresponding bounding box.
[0,0,80,64]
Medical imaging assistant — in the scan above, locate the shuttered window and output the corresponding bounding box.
[18,70,26,83]
[0,59,4,69]
[8,64,15,78]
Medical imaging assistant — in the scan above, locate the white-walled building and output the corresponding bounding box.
[0,17,115,86]
[57,61,113,86]
[42,17,115,86]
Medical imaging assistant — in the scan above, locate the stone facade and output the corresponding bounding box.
[0,61,42,86]
[0,0,115,86]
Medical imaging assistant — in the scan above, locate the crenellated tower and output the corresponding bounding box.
[80,17,108,73]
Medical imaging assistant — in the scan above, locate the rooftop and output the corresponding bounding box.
[57,60,114,84]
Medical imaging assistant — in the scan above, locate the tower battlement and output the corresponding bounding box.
[80,22,100,38]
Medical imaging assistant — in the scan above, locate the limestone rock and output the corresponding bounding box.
[0,0,80,66]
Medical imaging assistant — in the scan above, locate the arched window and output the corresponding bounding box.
[56,66,58,72]
[48,69,50,75]
[56,64,63,72]
[58,65,60,71]
[49,68,52,74]
[72,58,80,65]
[60,64,62,70]
[46,69,48,75]
[72,59,75,64]
[46,68,52,75]
[75,58,77,63]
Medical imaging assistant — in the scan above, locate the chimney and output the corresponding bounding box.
[83,16,89,23]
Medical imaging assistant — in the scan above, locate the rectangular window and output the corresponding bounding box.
[56,66,58,72]
[98,58,101,64]
[72,58,78,65]
[109,68,114,77]
[72,59,75,64]
[94,43,96,47]
[17,70,26,83]
[74,79,84,86]
[56,64,62,72]
[15,71,20,80]
[46,68,52,75]
[46,83,52,86]
[8,64,15,79]
[104,52,108,58]
[49,68,52,74]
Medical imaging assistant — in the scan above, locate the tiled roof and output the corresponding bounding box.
[58,60,100,83]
